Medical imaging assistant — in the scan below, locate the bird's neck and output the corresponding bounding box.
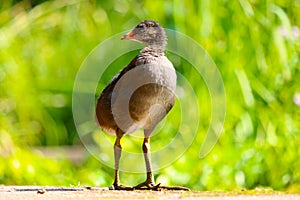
[141,46,165,57]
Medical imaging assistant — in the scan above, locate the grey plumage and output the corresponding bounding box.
[95,20,177,190]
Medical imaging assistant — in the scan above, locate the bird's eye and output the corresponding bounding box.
[137,24,146,29]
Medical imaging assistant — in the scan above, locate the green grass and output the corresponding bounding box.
[0,0,299,192]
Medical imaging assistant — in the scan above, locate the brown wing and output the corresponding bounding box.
[95,55,139,134]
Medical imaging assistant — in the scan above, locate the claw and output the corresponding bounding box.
[109,184,133,191]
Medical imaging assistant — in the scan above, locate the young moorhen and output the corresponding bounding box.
[96,20,177,190]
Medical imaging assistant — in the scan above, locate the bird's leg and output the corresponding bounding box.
[133,135,190,191]
[110,129,132,190]
[113,135,121,187]
[134,137,160,190]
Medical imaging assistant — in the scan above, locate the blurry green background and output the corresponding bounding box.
[0,0,299,192]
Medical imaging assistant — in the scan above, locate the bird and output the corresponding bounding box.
[96,20,177,190]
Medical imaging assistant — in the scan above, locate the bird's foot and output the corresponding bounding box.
[109,184,133,191]
[133,181,161,190]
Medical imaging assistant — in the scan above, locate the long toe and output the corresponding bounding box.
[109,184,133,191]
[134,181,161,190]
[159,185,191,191]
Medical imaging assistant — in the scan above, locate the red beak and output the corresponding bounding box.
[121,30,135,40]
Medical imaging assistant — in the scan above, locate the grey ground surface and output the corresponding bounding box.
[0,186,299,200]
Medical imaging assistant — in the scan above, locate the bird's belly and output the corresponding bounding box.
[129,83,174,128]
[111,62,176,133]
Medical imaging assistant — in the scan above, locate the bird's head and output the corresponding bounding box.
[121,20,166,49]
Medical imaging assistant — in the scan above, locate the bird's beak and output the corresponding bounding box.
[121,30,135,40]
